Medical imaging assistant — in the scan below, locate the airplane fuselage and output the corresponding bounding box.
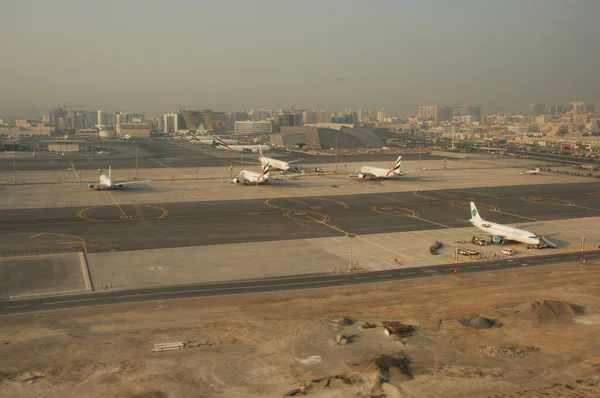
[354,166,401,179]
[470,219,541,246]
[236,170,269,184]
[260,156,292,172]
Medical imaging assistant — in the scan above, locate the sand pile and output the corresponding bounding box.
[477,345,540,361]
[512,300,584,322]
[458,315,500,329]
[329,316,353,330]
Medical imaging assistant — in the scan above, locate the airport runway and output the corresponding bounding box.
[0,139,441,171]
[1,249,598,315]
[1,182,600,254]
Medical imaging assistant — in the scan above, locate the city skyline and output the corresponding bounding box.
[2,0,600,119]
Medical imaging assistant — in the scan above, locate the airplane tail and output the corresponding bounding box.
[108,166,112,179]
[213,136,232,150]
[259,162,270,179]
[391,156,402,173]
[386,156,402,176]
[470,202,482,222]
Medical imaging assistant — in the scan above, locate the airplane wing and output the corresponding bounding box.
[349,169,377,178]
[398,167,427,175]
[111,180,151,186]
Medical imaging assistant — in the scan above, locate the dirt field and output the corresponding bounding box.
[1,263,600,398]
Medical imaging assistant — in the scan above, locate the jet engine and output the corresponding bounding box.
[231,178,241,184]
[491,236,504,244]
[357,173,366,179]
[88,184,95,188]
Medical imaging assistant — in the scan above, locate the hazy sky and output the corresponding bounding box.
[1,0,599,117]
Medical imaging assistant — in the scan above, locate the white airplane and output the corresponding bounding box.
[519,167,540,175]
[241,147,302,172]
[70,162,150,190]
[469,202,542,247]
[230,162,271,185]
[186,134,238,146]
[213,137,271,153]
[349,156,419,179]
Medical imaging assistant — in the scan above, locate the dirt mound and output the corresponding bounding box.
[458,315,501,329]
[329,316,353,330]
[477,345,541,361]
[512,300,584,322]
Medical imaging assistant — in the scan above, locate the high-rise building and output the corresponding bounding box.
[316,110,330,123]
[530,104,546,116]
[544,104,564,116]
[331,113,355,124]
[48,108,67,125]
[234,120,273,135]
[570,102,585,114]
[163,112,178,133]
[355,109,363,122]
[275,111,302,129]
[377,108,386,122]
[177,110,203,131]
[302,110,317,124]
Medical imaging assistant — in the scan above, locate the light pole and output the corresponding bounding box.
[334,138,338,174]
[135,141,139,180]
[347,233,356,269]
[12,144,16,184]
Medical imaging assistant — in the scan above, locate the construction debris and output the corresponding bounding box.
[429,241,443,255]
[152,342,185,353]
[382,321,415,339]
[335,334,349,345]
[477,345,541,360]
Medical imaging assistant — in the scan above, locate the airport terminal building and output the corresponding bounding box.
[270,123,384,149]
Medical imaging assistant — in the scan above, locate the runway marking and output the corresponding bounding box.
[287,198,313,207]
[6,304,30,309]
[151,159,191,179]
[315,198,351,209]
[29,233,44,239]
[106,191,130,219]
[372,206,454,229]
[59,241,81,245]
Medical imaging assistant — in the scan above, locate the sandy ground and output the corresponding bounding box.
[1,262,600,397]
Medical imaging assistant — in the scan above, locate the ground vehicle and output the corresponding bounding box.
[501,248,515,256]
[458,248,479,256]
[471,236,487,246]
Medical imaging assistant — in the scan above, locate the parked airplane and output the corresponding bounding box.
[519,167,540,175]
[469,202,542,247]
[349,156,422,179]
[213,137,271,153]
[242,147,302,172]
[231,162,271,185]
[70,162,150,190]
[187,134,238,146]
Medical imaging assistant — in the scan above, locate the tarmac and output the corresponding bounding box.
[1,141,600,299]
[0,253,89,299]
[0,138,443,171]
[1,182,599,255]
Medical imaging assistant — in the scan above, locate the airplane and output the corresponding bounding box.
[519,167,540,175]
[230,162,271,185]
[469,202,542,248]
[186,134,238,146]
[349,156,424,179]
[213,137,271,153]
[70,162,150,190]
[241,147,302,173]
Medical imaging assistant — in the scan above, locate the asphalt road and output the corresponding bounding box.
[0,139,442,171]
[1,249,598,315]
[1,182,600,254]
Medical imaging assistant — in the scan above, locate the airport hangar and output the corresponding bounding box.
[269,123,385,149]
